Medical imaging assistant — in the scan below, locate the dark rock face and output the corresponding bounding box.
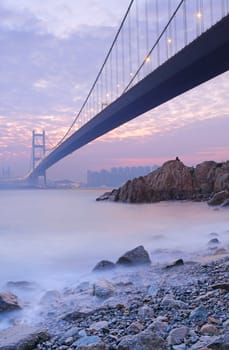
[116,245,151,266]
[97,160,229,205]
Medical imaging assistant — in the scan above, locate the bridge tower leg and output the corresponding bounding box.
[32,130,46,186]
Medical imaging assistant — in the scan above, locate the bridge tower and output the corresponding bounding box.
[32,130,46,185]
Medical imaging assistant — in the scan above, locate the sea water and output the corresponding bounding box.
[0,188,228,287]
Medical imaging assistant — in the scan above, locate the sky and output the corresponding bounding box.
[0,0,228,182]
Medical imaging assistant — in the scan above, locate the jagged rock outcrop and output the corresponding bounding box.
[97,160,229,205]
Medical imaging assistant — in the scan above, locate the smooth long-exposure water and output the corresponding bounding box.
[0,189,228,288]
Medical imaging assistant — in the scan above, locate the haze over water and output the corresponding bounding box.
[0,189,228,289]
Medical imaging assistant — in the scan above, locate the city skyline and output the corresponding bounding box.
[0,0,228,181]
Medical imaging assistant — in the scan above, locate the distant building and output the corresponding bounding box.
[86,165,158,188]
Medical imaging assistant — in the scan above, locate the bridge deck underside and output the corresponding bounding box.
[30,15,229,178]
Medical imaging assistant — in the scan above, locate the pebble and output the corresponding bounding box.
[4,256,227,350]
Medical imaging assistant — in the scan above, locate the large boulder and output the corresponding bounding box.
[0,292,21,312]
[0,325,50,350]
[116,245,151,266]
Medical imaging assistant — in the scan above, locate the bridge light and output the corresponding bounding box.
[196,11,202,19]
[145,56,151,63]
[130,72,133,77]
[117,83,120,88]
[106,93,109,97]
[167,38,172,44]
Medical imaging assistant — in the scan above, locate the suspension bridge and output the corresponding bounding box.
[27,0,229,184]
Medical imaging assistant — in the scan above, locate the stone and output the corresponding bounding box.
[74,335,104,348]
[93,279,114,298]
[77,343,107,350]
[63,326,79,338]
[0,292,21,312]
[167,326,189,346]
[147,283,158,297]
[207,334,229,349]
[117,330,166,350]
[189,306,208,324]
[165,258,184,268]
[0,325,50,350]
[208,190,228,205]
[210,283,229,291]
[173,345,187,350]
[161,294,187,308]
[92,260,116,272]
[200,324,219,336]
[208,238,220,246]
[147,320,168,337]
[116,245,151,265]
[127,321,144,334]
[138,305,154,321]
[222,198,229,207]
[89,321,109,332]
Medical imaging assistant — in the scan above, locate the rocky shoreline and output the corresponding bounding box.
[96,160,229,206]
[0,243,228,350]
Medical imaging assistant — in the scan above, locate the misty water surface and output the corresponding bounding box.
[0,189,228,287]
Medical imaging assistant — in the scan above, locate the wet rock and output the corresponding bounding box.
[0,292,21,312]
[161,294,187,308]
[116,245,151,266]
[92,260,116,272]
[89,321,109,332]
[221,198,229,207]
[138,305,154,321]
[117,330,166,350]
[167,326,189,345]
[74,335,105,348]
[208,238,220,246]
[208,191,228,206]
[210,283,229,292]
[200,324,220,336]
[165,258,184,268]
[93,279,115,298]
[147,283,158,297]
[147,320,168,337]
[190,306,208,324]
[0,325,50,350]
[127,321,144,334]
[208,334,229,349]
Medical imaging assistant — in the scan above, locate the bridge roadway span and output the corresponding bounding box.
[29,15,229,179]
